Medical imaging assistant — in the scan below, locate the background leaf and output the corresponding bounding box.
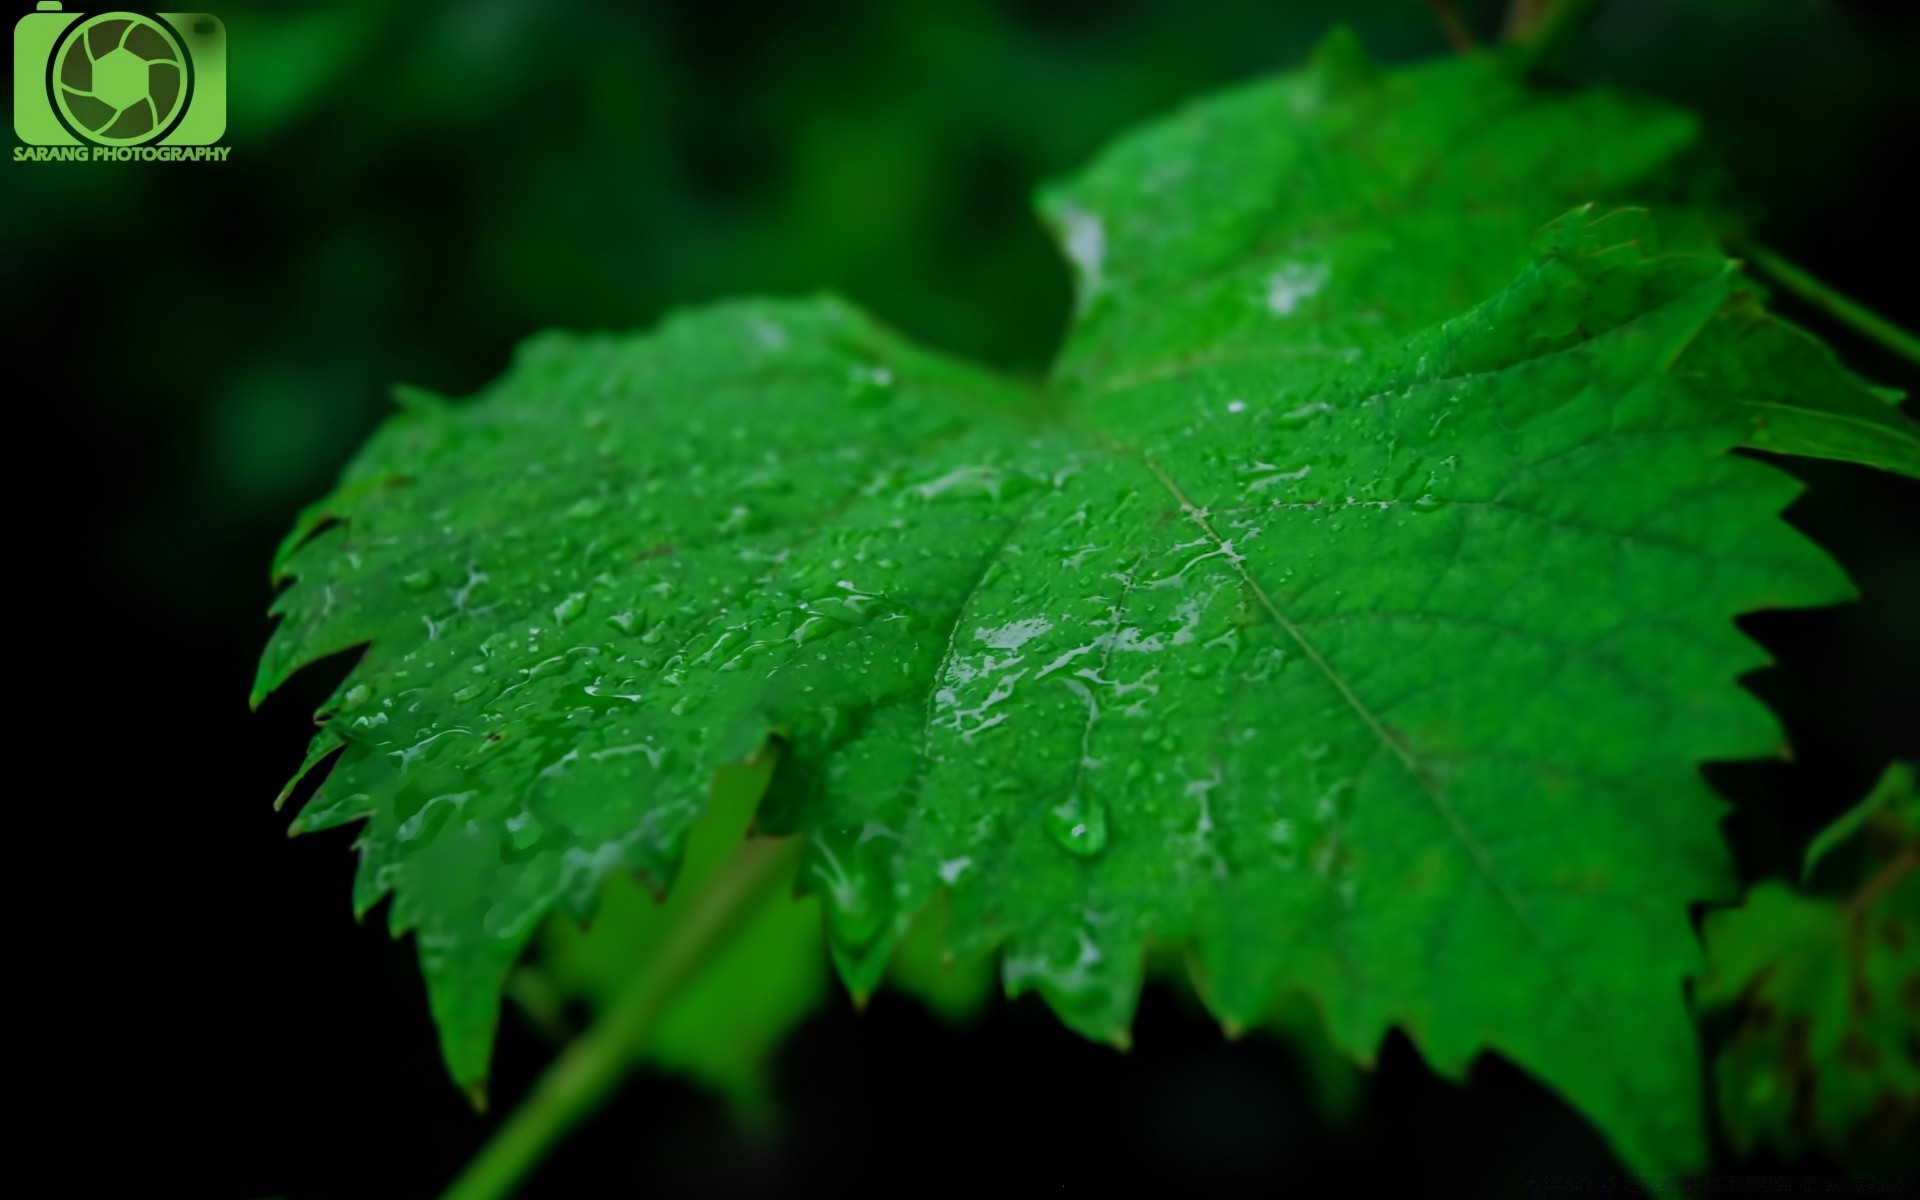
[1699,763,1918,1164]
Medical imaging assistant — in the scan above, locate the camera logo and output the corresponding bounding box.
[14,2,225,157]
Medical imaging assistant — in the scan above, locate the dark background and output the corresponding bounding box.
[10,0,1916,1195]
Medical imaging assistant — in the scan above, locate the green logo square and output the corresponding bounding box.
[14,3,225,147]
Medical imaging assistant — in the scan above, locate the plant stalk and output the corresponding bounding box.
[1743,245,1920,368]
[1508,0,1605,75]
[1424,1,1477,54]
[440,834,805,1200]
[1848,845,1918,917]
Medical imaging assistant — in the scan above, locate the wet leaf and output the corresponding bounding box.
[1677,295,1920,481]
[522,752,826,1115]
[258,34,1894,1174]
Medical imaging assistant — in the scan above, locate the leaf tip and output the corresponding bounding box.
[391,382,451,414]
[1306,26,1378,95]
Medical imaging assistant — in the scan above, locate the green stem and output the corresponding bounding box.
[1743,245,1920,368]
[1508,0,1605,75]
[440,835,804,1200]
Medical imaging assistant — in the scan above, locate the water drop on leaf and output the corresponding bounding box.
[1045,794,1109,858]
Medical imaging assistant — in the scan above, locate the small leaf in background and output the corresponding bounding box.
[1699,764,1918,1166]
[515,746,824,1117]
[1803,762,1920,884]
[1676,296,1919,481]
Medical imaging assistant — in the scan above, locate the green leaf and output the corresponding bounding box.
[1804,762,1920,884]
[1699,766,1919,1163]
[260,36,1889,1174]
[1675,295,1920,481]
[523,754,826,1116]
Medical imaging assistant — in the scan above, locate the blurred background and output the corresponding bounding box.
[11,0,1915,1195]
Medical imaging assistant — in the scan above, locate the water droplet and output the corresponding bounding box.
[808,832,893,952]
[505,809,546,852]
[1045,794,1109,858]
[846,364,896,408]
[553,592,588,625]
[605,610,639,634]
[1266,260,1329,316]
[400,569,438,592]
[790,615,833,646]
[1277,401,1333,428]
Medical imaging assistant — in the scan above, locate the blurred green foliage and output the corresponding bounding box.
[7,0,1911,639]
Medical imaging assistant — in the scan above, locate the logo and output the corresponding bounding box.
[13,2,226,161]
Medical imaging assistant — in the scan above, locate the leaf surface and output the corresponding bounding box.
[1676,296,1920,481]
[260,38,1880,1173]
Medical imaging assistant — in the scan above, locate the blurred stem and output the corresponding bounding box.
[440,834,805,1200]
[1502,0,1548,37]
[1508,0,1605,75]
[1743,245,1920,368]
[1848,846,1918,917]
[1424,1,1477,53]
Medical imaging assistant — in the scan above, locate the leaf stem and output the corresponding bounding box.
[1742,245,1920,368]
[1424,1,1477,54]
[439,834,805,1200]
[1508,0,1605,75]
[1848,844,1918,918]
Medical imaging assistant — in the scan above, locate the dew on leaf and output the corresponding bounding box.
[1277,401,1333,427]
[553,592,589,625]
[1266,260,1330,316]
[1045,793,1110,858]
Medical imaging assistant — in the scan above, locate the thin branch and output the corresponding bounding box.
[1508,0,1606,76]
[1848,845,1918,918]
[440,834,805,1200]
[1743,245,1920,368]
[1504,0,1550,40]
[1425,0,1477,54]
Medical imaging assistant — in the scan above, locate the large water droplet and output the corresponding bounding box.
[553,592,588,625]
[605,610,639,634]
[505,809,547,852]
[846,364,896,408]
[807,829,896,958]
[1045,794,1109,858]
